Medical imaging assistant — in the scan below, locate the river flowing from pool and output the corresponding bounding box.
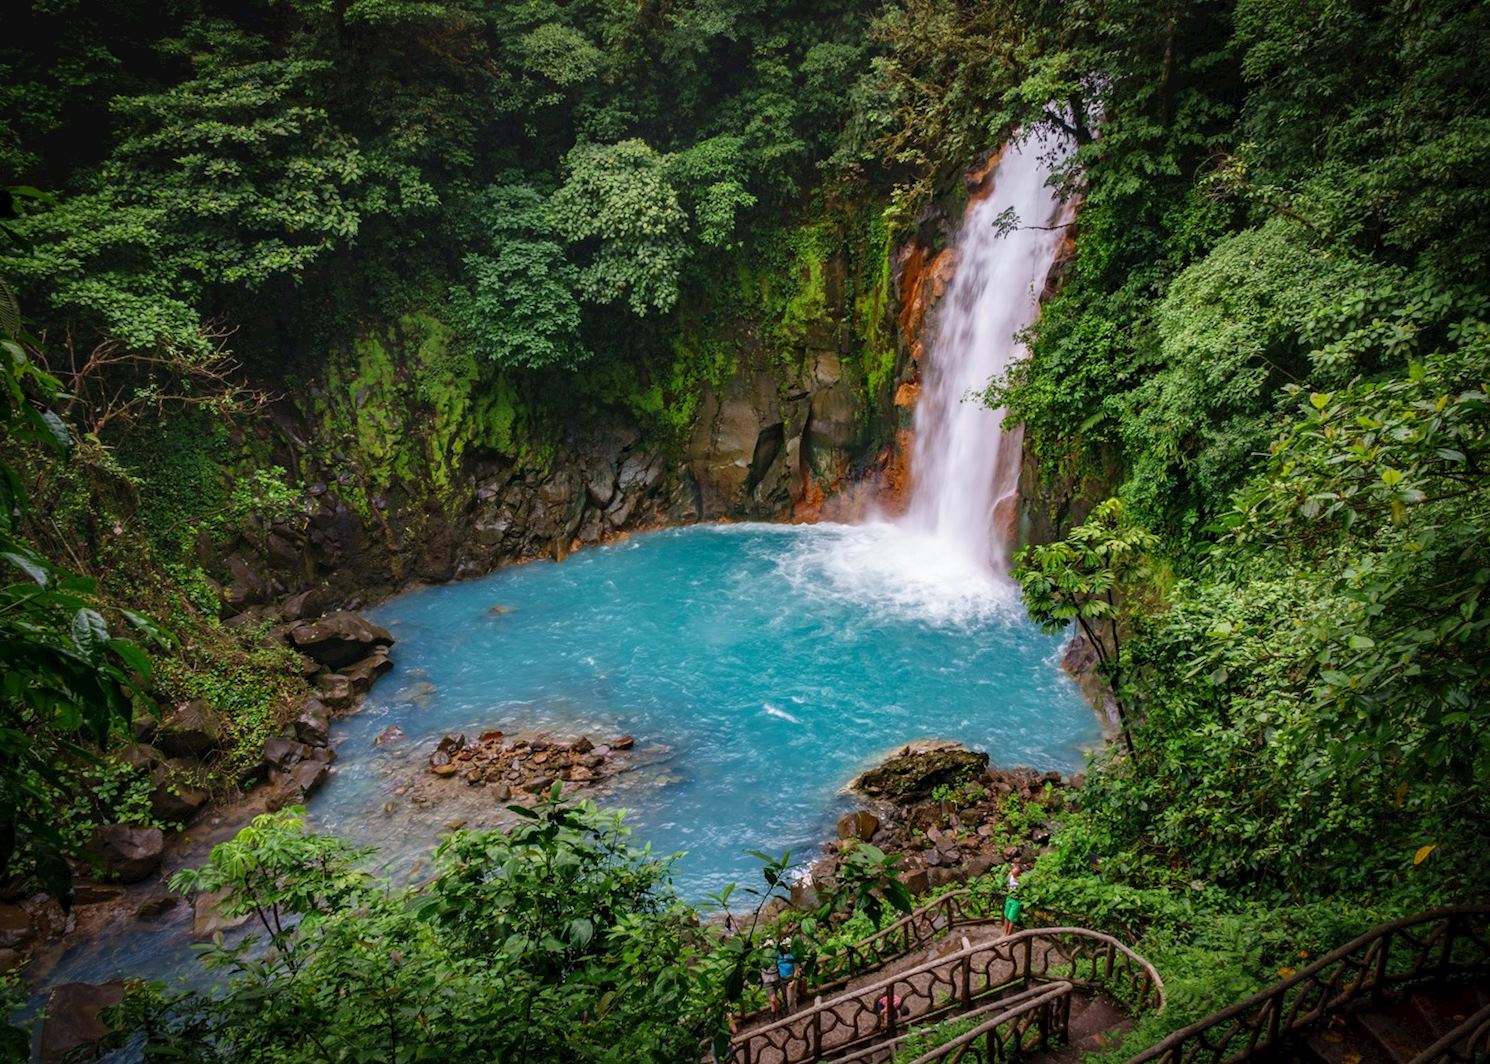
[320,521,1098,899]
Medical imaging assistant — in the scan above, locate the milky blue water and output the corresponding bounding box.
[315,522,1101,899]
[35,521,1099,997]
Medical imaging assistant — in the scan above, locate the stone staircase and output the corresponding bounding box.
[726,921,1163,1064]
[722,899,1490,1064]
[1284,983,1490,1063]
[1130,906,1490,1064]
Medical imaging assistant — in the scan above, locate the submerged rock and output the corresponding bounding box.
[135,895,181,922]
[192,890,250,939]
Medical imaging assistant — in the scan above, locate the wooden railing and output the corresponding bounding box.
[731,926,1163,1064]
[1411,1000,1490,1064]
[827,983,1072,1064]
[1128,905,1490,1064]
[809,889,991,991]
[905,980,1074,1064]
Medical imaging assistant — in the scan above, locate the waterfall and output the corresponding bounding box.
[901,128,1075,574]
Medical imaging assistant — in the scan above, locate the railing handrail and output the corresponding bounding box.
[828,977,1072,1061]
[809,889,985,989]
[1128,905,1490,1064]
[736,925,1164,1054]
[905,980,1074,1064]
[1409,999,1490,1064]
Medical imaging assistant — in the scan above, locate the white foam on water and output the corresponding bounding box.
[770,520,1020,628]
[762,703,803,724]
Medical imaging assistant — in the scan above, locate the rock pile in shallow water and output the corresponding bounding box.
[806,741,1079,898]
[426,731,635,799]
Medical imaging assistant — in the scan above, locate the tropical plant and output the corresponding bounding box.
[1015,498,1158,757]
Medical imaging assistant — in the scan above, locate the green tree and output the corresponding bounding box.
[549,139,690,316]
[0,254,159,903]
[448,183,588,369]
[126,798,728,1062]
[1015,498,1158,757]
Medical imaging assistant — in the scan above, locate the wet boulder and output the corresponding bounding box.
[898,867,930,897]
[293,697,332,746]
[288,611,394,669]
[262,736,314,773]
[853,742,990,801]
[118,742,166,772]
[343,648,393,694]
[0,904,35,950]
[836,809,881,842]
[155,699,227,758]
[149,760,211,823]
[86,825,164,883]
[314,672,355,710]
[39,982,126,1064]
[221,555,271,613]
[266,757,332,812]
[280,587,330,623]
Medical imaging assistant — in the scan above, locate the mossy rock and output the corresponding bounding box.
[853,742,989,801]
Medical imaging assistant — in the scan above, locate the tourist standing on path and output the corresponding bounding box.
[760,939,783,1016]
[1001,862,1023,937]
[776,937,801,1011]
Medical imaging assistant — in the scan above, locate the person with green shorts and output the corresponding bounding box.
[1001,862,1022,936]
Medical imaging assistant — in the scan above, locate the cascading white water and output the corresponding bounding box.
[902,128,1076,573]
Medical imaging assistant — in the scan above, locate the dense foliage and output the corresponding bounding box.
[0,0,880,371]
[3,0,1489,1056]
[0,246,162,902]
[974,0,1490,903]
[115,802,727,1062]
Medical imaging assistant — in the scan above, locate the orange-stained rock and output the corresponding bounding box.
[896,245,958,367]
[792,471,827,523]
[894,381,921,408]
[964,147,1003,206]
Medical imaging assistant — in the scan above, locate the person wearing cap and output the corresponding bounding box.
[775,937,801,1011]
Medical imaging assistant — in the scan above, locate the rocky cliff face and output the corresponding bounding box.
[210,239,907,617]
[205,169,1093,621]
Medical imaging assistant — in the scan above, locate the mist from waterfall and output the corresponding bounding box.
[901,128,1076,574]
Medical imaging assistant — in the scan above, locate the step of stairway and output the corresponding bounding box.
[1288,981,1490,1064]
[1016,993,1134,1064]
[1356,995,1446,1062]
